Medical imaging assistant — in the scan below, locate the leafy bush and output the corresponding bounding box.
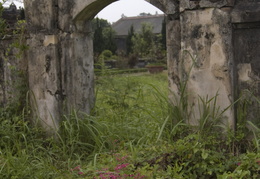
[99,50,113,61]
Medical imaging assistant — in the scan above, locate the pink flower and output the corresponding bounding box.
[71,165,81,171]
[237,162,241,166]
[78,171,84,175]
[114,163,129,171]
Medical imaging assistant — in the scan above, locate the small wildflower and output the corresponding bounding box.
[78,171,84,175]
[72,165,81,171]
[114,163,129,171]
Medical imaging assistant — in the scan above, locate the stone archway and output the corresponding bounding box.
[23,0,260,134]
[23,0,179,133]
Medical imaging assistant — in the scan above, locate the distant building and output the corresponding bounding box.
[112,14,165,53]
[2,3,25,30]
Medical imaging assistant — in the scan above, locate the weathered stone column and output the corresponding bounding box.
[60,20,95,115]
[22,0,260,134]
[24,0,95,133]
[24,0,62,133]
[167,17,181,100]
[179,1,235,128]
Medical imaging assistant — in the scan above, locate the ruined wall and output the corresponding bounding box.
[22,0,179,133]
[20,0,260,133]
[176,0,260,128]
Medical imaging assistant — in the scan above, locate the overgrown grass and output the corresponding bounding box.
[0,72,260,178]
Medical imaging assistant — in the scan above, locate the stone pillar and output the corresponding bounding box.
[167,17,181,100]
[60,20,94,114]
[24,0,95,134]
[179,2,235,128]
[27,34,62,132]
[24,0,61,133]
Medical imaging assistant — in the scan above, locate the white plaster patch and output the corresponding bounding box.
[237,63,252,82]
[43,35,58,46]
[212,64,227,80]
[187,68,232,126]
[198,8,213,24]
[210,41,225,66]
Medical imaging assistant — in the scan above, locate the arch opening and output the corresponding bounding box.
[71,0,180,115]
[73,0,171,73]
[88,0,171,142]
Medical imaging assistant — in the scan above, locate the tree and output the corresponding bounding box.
[126,25,135,55]
[93,23,104,55]
[93,18,106,55]
[92,17,110,31]
[92,17,117,56]
[139,12,152,16]
[132,23,155,58]
[103,27,117,54]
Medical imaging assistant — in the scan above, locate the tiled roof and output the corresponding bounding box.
[2,3,23,28]
[112,14,165,36]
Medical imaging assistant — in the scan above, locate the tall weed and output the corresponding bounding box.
[1,69,260,178]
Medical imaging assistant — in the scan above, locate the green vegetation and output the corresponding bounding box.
[0,0,28,113]
[93,17,167,69]
[131,23,166,64]
[1,4,259,177]
[92,18,117,59]
[0,72,260,178]
[0,1,6,37]
[126,25,135,55]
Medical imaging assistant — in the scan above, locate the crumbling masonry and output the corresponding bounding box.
[1,0,260,133]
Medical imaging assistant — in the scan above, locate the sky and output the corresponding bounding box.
[4,0,163,23]
[3,0,23,8]
[95,0,163,23]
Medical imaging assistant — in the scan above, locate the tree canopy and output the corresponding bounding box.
[132,23,155,58]
[92,18,117,56]
[126,25,135,55]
